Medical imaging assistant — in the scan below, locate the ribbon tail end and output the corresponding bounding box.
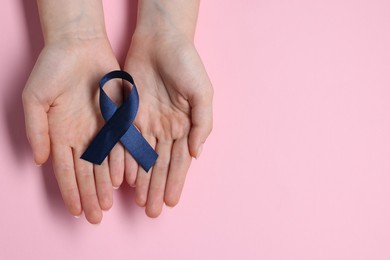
[140,153,158,173]
[80,153,104,165]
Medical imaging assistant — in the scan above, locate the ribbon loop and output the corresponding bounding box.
[81,70,158,172]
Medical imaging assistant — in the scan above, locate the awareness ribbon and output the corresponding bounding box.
[81,70,158,172]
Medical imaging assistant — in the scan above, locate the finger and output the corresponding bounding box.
[73,149,102,224]
[125,151,138,188]
[22,92,50,165]
[94,158,113,211]
[108,143,124,189]
[135,135,156,207]
[51,143,82,217]
[188,88,213,159]
[164,137,192,207]
[145,140,172,218]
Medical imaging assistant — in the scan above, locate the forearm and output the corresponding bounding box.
[135,0,200,40]
[37,0,107,44]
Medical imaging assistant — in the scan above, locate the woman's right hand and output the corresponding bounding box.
[23,37,125,224]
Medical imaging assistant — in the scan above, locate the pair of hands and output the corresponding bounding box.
[22,30,213,223]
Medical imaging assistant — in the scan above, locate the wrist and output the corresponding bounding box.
[37,0,107,45]
[43,28,107,47]
[41,35,112,62]
[134,21,195,43]
[130,28,196,62]
[131,28,194,48]
[135,0,199,42]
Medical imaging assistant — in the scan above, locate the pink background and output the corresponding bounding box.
[1,0,390,259]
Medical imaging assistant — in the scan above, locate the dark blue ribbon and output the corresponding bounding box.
[81,70,158,172]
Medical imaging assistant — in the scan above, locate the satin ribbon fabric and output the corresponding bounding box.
[81,70,158,172]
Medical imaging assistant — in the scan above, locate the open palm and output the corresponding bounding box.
[22,38,125,224]
[124,33,213,218]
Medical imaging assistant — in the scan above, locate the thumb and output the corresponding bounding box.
[188,88,213,159]
[22,91,50,165]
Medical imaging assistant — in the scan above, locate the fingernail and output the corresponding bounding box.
[196,144,204,159]
[36,164,42,167]
[113,186,120,190]
[74,210,83,218]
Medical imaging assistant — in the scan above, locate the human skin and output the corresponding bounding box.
[124,0,213,218]
[22,0,125,224]
[23,0,213,222]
